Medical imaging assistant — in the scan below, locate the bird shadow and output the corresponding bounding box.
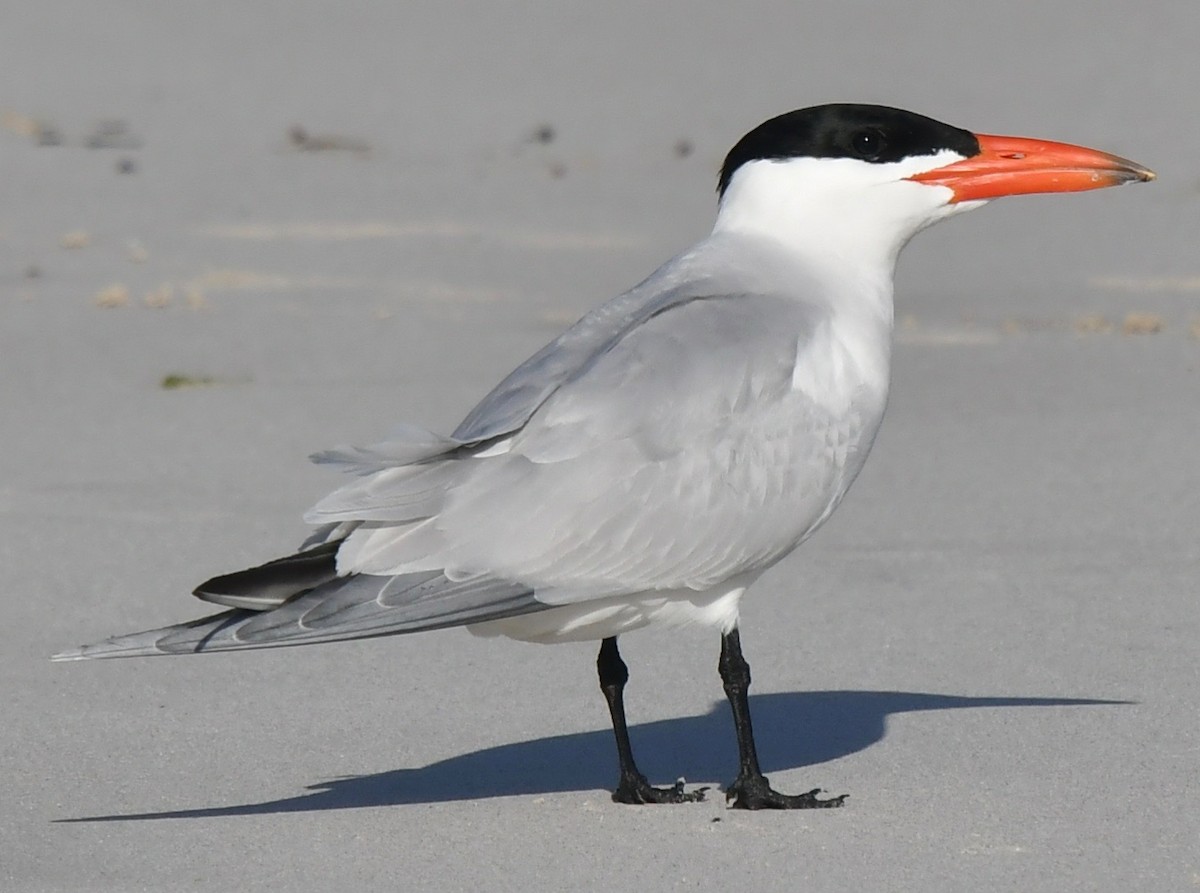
[60,689,1127,821]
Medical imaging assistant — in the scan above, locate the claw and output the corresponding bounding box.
[612,774,708,805]
[725,775,847,810]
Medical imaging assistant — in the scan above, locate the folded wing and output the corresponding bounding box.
[53,570,541,660]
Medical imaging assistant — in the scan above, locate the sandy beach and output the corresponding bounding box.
[3,2,1197,890]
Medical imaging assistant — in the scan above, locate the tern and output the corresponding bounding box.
[55,104,1153,809]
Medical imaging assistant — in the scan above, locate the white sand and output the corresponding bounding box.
[2,2,1197,890]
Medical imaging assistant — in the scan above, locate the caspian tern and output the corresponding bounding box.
[55,104,1153,809]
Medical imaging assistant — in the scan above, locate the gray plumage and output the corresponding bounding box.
[56,227,889,659]
[66,571,541,659]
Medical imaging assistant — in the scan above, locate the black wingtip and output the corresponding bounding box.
[194,540,341,611]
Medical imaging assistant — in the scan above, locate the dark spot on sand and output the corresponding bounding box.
[288,125,371,154]
[84,120,142,150]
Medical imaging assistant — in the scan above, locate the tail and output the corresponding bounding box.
[54,423,550,661]
[53,568,544,661]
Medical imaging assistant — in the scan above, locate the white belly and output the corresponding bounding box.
[468,573,759,644]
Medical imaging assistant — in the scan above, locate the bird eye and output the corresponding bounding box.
[851,130,886,161]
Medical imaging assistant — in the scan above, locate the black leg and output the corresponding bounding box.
[597,636,706,805]
[719,627,847,809]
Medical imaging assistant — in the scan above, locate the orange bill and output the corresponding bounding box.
[908,134,1155,202]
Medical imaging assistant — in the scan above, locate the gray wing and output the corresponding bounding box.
[322,290,872,601]
[452,249,729,444]
[300,265,725,514]
[53,571,541,660]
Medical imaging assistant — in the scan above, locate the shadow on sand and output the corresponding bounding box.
[61,689,1126,821]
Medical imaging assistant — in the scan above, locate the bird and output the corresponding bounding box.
[54,104,1153,809]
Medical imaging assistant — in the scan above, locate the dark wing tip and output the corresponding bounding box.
[194,540,341,610]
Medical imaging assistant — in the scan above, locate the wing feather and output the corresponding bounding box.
[53,571,541,660]
[333,292,881,599]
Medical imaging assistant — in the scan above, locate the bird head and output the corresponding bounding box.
[714,104,1154,274]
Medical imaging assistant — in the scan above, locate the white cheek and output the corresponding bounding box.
[714,149,990,270]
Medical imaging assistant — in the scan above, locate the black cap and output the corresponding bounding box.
[718,104,980,197]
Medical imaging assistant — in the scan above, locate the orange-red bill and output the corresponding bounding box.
[907,134,1155,202]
